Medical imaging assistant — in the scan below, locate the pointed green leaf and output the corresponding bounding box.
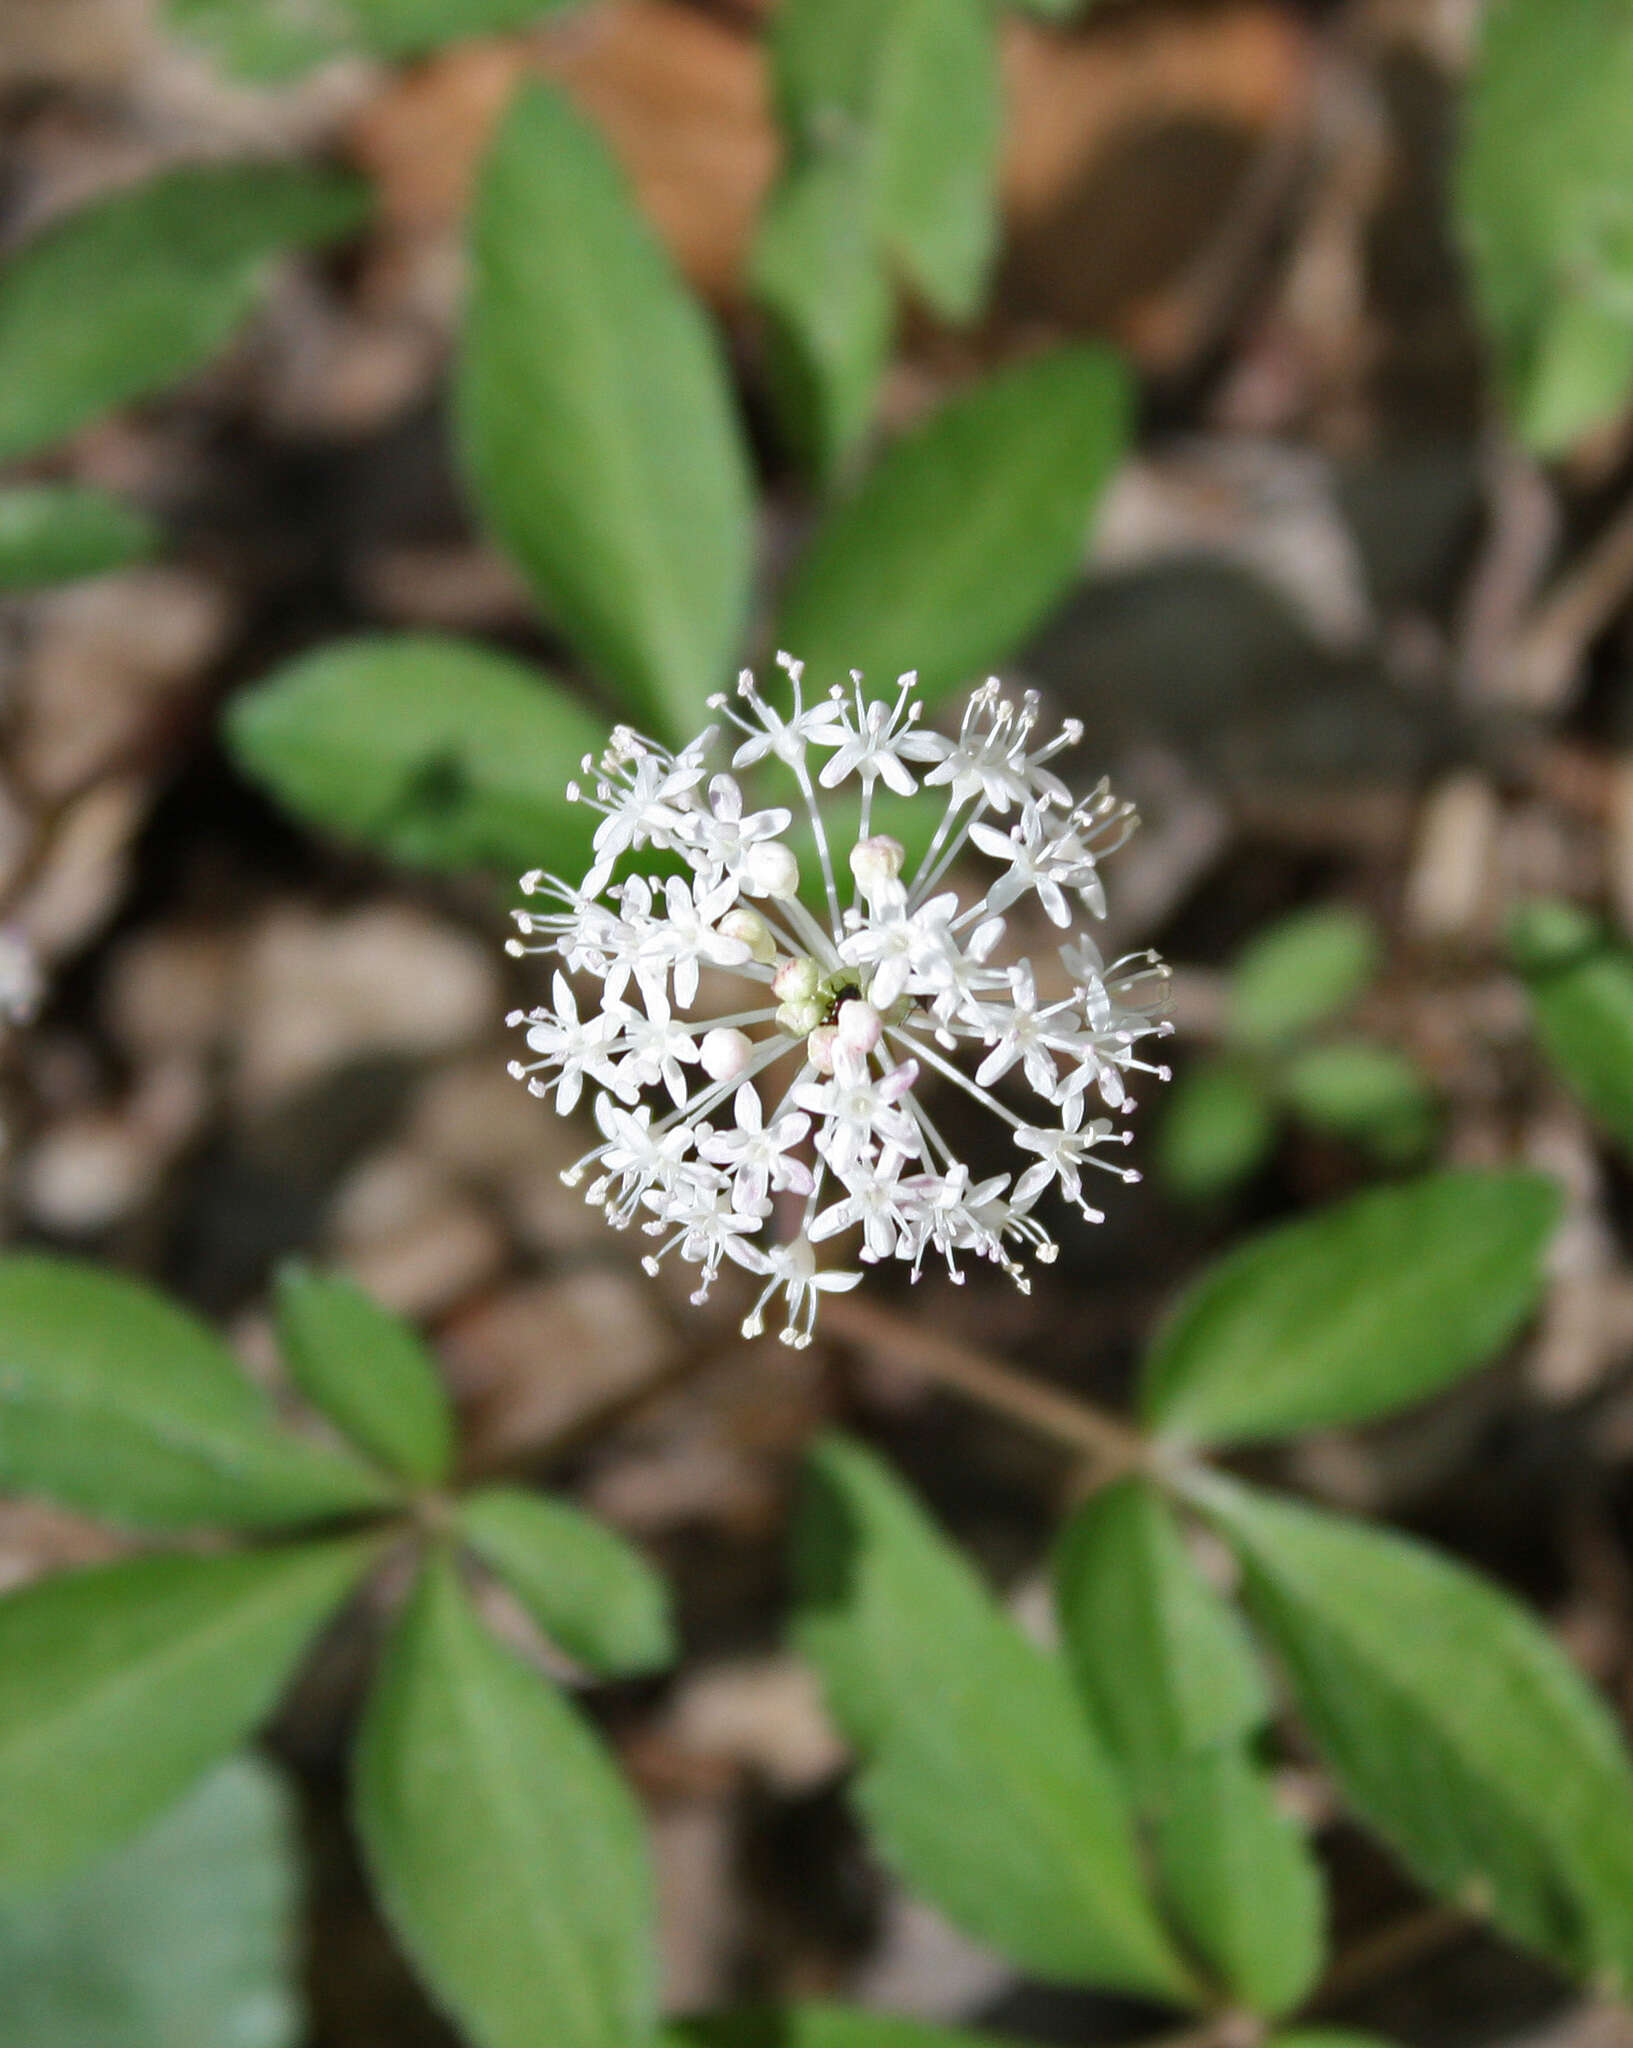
[0,164,366,463]
[167,0,577,81]
[459,1485,673,1676]
[1511,899,1633,1156]
[668,2009,1015,2048]
[355,1549,655,2048]
[0,486,158,592]
[771,0,898,137]
[0,1255,397,1531]
[1226,907,1378,1050]
[752,150,894,484]
[0,1758,301,2048]
[274,1264,454,1488]
[794,1436,1198,2004]
[1281,1042,1436,1156]
[460,86,754,739]
[1154,1744,1326,2018]
[873,0,1001,322]
[776,347,1131,705]
[1140,1170,1561,1446]
[225,634,604,879]
[1054,1478,1269,1806]
[1456,0,1633,452]
[0,1536,379,1892]
[1157,1060,1276,1201]
[1198,1479,1633,1994]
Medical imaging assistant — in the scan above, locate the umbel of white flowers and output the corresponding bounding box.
[507,658,1172,1348]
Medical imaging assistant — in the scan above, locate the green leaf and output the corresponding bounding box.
[0,1255,397,1531]
[1511,900,1633,1155]
[355,1549,656,2048]
[1157,1060,1276,1201]
[770,0,898,138]
[776,347,1131,706]
[873,0,1001,321]
[794,1436,1199,2004]
[0,164,366,464]
[167,0,576,81]
[1509,895,1601,976]
[1198,1478,1633,1994]
[1140,1170,1561,1446]
[667,2009,1015,2048]
[1226,907,1379,1050]
[460,86,754,739]
[767,0,999,326]
[1053,1478,1269,1807]
[1272,2036,1403,2048]
[458,1485,673,1676]
[274,1263,454,1488]
[752,150,894,484]
[1282,1042,1436,1156]
[0,486,158,591]
[1456,0,1633,452]
[0,1537,379,1892]
[0,1758,301,2048]
[1154,1744,1326,2018]
[225,634,605,879]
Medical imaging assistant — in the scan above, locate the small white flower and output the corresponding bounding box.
[741,1235,863,1348]
[699,1082,815,1213]
[508,660,1169,1345]
[810,670,944,797]
[796,1047,921,1178]
[1012,1093,1136,1218]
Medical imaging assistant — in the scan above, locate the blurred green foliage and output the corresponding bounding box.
[1160,908,1437,1200]
[0,1760,302,2048]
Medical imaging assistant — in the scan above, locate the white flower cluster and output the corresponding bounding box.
[507,660,1171,1347]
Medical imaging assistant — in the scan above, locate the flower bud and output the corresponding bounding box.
[835,998,882,1054]
[720,906,777,964]
[771,955,821,1003]
[849,835,907,901]
[743,841,800,900]
[807,1024,839,1072]
[776,997,825,1037]
[700,1026,754,1083]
